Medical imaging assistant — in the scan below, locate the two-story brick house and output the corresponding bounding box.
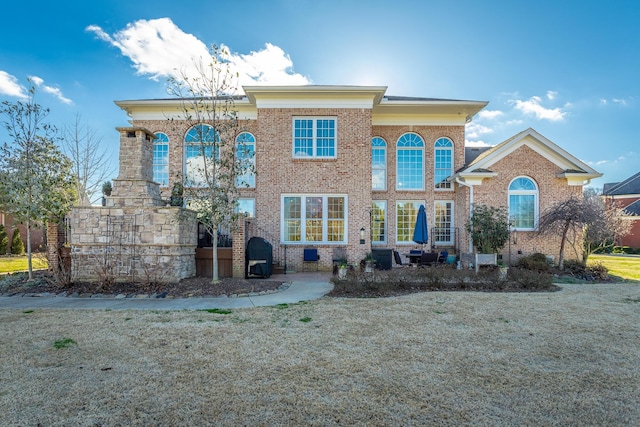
[114,85,601,277]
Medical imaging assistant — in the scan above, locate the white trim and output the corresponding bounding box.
[280,194,349,244]
[433,200,455,245]
[395,132,425,191]
[292,117,338,159]
[508,176,539,231]
[371,200,387,245]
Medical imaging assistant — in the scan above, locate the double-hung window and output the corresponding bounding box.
[434,200,454,244]
[372,137,387,190]
[153,132,169,186]
[371,200,387,244]
[509,177,538,230]
[396,133,424,190]
[434,137,453,190]
[235,132,255,188]
[282,195,347,243]
[184,124,219,187]
[293,117,336,158]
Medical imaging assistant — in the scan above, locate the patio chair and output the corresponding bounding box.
[419,252,438,267]
[437,251,449,264]
[303,248,320,271]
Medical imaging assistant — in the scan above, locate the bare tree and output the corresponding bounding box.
[582,188,631,261]
[62,114,114,205]
[166,45,253,283]
[538,190,632,269]
[0,81,76,280]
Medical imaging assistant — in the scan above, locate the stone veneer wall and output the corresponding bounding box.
[70,206,196,283]
[69,127,197,283]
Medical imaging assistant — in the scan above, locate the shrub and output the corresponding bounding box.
[0,224,8,255]
[10,229,24,255]
[562,259,587,276]
[516,253,552,272]
[508,267,553,288]
[587,261,609,281]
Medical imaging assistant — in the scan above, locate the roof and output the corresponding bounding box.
[453,128,602,186]
[602,171,640,196]
[622,200,640,216]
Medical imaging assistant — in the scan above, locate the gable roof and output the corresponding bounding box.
[602,171,640,196]
[622,199,640,216]
[454,128,602,186]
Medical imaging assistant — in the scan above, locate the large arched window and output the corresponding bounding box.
[184,124,218,186]
[434,137,453,190]
[372,137,387,190]
[396,133,424,191]
[236,132,255,188]
[509,176,538,230]
[153,132,169,186]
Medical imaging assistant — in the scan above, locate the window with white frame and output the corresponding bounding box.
[371,200,387,244]
[396,200,425,243]
[184,124,219,186]
[434,200,454,244]
[372,137,387,190]
[282,195,346,243]
[235,132,255,188]
[153,132,169,186]
[509,176,538,230]
[236,198,255,217]
[434,137,453,190]
[396,133,424,190]
[293,117,336,158]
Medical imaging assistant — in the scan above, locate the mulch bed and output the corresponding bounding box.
[0,271,285,298]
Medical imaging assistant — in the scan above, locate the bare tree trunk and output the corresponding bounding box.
[558,220,570,270]
[26,220,33,281]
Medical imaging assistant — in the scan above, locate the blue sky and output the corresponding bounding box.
[1,0,638,190]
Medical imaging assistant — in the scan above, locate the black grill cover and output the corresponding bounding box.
[245,237,273,278]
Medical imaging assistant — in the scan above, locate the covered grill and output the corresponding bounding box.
[245,237,273,278]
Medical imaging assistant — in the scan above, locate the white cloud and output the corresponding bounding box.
[546,90,557,100]
[86,18,310,91]
[0,71,28,98]
[511,95,566,121]
[477,110,504,120]
[464,139,491,147]
[465,122,493,139]
[29,75,72,104]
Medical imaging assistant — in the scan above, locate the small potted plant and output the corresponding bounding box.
[101,180,112,206]
[363,252,376,273]
[337,258,349,279]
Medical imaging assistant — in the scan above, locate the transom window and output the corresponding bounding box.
[184,124,219,186]
[282,195,347,243]
[509,176,538,230]
[396,200,425,243]
[372,137,387,191]
[235,132,255,188]
[434,137,453,190]
[396,133,424,191]
[153,132,169,186]
[293,117,336,158]
[434,200,454,244]
[371,200,387,244]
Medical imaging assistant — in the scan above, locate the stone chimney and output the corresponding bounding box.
[107,127,163,207]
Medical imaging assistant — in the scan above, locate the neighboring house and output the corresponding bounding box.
[0,211,45,254]
[603,171,640,248]
[107,85,601,277]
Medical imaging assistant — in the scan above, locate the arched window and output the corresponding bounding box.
[236,132,255,188]
[396,133,424,191]
[153,132,169,186]
[434,137,453,190]
[509,176,538,230]
[372,137,387,190]
[184,124,218,186]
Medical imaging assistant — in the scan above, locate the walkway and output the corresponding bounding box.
[0,272,334,311]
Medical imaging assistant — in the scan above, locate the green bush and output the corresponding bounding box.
[515,253,552,272]
[10,229,24,255]
[0,224,8,255]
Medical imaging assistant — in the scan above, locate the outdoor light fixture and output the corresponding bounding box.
[360,227,366,244]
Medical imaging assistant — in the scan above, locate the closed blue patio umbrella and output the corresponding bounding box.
[413,204,429,248]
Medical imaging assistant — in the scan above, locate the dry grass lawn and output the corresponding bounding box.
[1,282,639,426]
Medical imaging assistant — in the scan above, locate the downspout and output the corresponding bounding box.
[455,176,474,253]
